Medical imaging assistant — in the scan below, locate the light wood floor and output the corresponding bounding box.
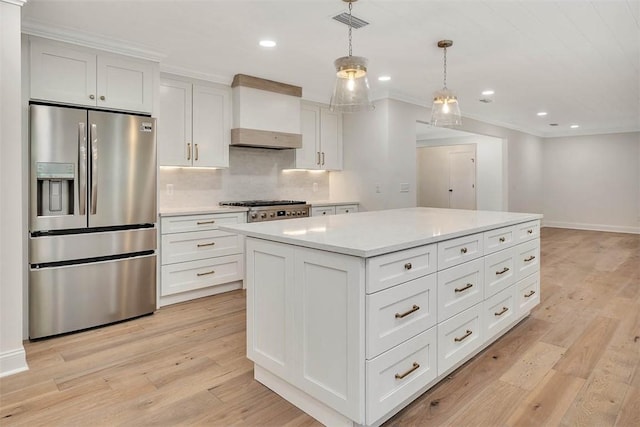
[1,228,638,426]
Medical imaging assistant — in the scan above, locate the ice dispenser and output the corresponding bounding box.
[36,162,74,216]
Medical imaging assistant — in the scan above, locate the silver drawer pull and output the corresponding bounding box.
[454,283,473,293]
[197,242,216,248]
[404,262,412,270]
[496,267,510,275]
[395,305,420,319]
[524,290,536,298]
[527,229,533,234]
[460,247,468,254]
[395,362,420,380]
[197,220,216,225]
[454,329,473,342]
[524,255,536,262]
[196,270,215,277]
[499,237,506,243]
[494,306,509,316]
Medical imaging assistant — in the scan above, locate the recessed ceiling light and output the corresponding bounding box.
[481,89,494,96]
[537,112,548,116]
[378,76,391,81]
[570,124,580,129]
[259,40,276,48]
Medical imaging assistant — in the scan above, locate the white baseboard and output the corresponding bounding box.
[542,220,640,234]
[158,280,243,308]
[0,347,28,378]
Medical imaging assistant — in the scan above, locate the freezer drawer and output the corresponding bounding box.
[29,253,156,339]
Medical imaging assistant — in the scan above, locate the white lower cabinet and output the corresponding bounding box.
[245,220,541,426]
[160,212,245,305]
[311,203,359,217]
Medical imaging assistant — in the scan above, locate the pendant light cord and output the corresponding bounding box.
[443,46,448,89]
[348,1,353,57]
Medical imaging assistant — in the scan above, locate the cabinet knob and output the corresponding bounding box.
[89,94,95,100]
[404,262,412,270]
[499,237,506,243]
[460,247,468,254]
[99,95,105,101]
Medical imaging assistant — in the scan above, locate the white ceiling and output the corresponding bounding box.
[21,0,640,137]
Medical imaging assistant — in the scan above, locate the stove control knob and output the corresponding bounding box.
[250,213,257,219]
[286,211,291,216]
[270,212,275,218]
[260,213,267,219]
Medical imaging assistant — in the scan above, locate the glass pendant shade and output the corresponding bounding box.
[431,88,462,126]
[330,56,374,113]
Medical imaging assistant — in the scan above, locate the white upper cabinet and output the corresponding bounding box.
[296,102,343,170]
[158,76,230,168]
[29,38,154,114]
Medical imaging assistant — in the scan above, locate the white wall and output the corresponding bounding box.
[332,99,544,215]
[0,0,28,378]
[543,132,640,233]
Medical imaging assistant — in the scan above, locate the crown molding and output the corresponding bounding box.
[159,64,231,86]
[2,0,27,6]
[21,19,165,62]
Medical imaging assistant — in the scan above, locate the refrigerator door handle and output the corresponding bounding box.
[90,123,98,215]
[78,122,87,215]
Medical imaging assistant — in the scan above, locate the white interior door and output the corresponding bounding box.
[448,151,476,209]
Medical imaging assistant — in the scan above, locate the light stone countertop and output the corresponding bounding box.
[220,207,543,258]
[159,206,248,217]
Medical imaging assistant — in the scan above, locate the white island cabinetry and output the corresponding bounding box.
[226,208,542,426]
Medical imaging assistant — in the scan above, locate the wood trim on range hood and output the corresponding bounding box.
[231,74,303,149]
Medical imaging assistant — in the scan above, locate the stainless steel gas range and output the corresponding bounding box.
[219,200,310,223]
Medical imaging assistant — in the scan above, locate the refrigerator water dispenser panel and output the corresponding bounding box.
[36,162,74,217]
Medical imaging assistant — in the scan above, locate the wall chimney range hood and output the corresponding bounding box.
[231,74,303,149]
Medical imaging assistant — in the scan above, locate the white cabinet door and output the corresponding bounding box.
[319,107,343,170]
[30,39,97,107]
[296,103,321,169]
[311,206,336,217]
[158,79,192,166]
[192,84,230,168]
[97,54,153,113]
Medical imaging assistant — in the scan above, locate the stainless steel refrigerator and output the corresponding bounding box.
[29,104,157,339]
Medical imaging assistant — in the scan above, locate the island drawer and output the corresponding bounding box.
[514,239,540,281]
[516,271,540,315]
[483,285,518,342]
[515,220,540,243]
[366,326,437,425]
[161,254,243,296]
[437,258,484,322]
[366,274,437,359]
[484,246,516,299]
[161,230,244,265]
[483,225,516,254]
[366,244,437,293]
[437,303,483,375]
[336,204,358,215]
[160,212,246,234]
[437,233,484,270]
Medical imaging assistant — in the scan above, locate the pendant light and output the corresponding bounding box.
[330,0,374,113]
[431,40,462,126]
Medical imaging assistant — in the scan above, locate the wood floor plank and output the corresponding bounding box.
[1,228,638,426]
[505,369,585,427]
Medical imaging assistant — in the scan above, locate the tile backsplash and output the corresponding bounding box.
[159,146,330,209]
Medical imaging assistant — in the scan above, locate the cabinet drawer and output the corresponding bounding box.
[366,244,437,293]
[514,239,540,281]
[515,220,540,243]
[161,212,245,233]
[484,247,516,299]
[366,274,437,359]
[483,285,518,342]
[437,258,484,322]
[336,204,358,215]
[311,206,336,216]
[366,327,437,425]
[484,226,516,254]
[161,230,244,265]
[161,254,243,296]
[437,304,483,375]
[437,233,483,270]
[516,271,540,315]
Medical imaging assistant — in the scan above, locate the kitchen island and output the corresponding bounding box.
[221,207,542,426]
